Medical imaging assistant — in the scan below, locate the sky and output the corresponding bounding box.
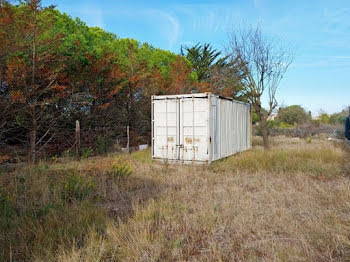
[42,0,350,115]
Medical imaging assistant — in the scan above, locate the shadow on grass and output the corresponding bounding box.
[98,176,168,221]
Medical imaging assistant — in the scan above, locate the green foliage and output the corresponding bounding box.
[251,107,268,124]
[131,148,152,163]
[96,136,111,154]
[266,120,281,129]
[305,137,312,143]
[61,172,95,202]
[81,147,93,159]
[0,161,107,261]
[255,120,294,136]
[1,1,196,162]
[329,110,347,125]
[319,113,330,124]
[110,156,133,182]
[0,187,16,227]
[181,42,227,82]
[277,105,309,125]
[252,111,260,124]
[279,122,294,129]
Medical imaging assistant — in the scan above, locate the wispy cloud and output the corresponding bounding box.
[175,4,243,34]
[140,9,181,49]
[323,7,350,34]
[292,55,350,69]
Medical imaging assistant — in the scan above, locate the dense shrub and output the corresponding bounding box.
[330,113,347,125]
[96,136,112,154]
[277,105,309,125]
[255,120,294,136]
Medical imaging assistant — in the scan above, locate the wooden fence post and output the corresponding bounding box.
[126,125,130,153]
[76,120,80,158]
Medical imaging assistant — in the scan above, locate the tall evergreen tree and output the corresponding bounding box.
[181,43,227,83]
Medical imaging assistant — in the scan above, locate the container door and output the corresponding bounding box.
[179,97,209,162]
[153,97,209,162]
[153,98,180,160]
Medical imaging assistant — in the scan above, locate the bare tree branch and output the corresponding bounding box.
[226,24,293,149]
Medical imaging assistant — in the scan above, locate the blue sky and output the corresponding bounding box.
[42,0,350,115]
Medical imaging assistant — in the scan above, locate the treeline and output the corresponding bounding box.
[1,0,293,161]
[274,105,347,126]
[0,1,221,162]
[254,105,348,137]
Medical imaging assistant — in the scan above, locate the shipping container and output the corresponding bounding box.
[151,92,252,163]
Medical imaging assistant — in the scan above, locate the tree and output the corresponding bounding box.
[277,105,309,125]
[181,43,226,83]
[0,1,197,161]
[226,25,293,149]
[209,54,247,99]
[3,0,68,162]
[0,1,17,146]
[167,56,196,94]
[181,42,247,98]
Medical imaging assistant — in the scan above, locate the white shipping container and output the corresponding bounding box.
[151,93,252,163]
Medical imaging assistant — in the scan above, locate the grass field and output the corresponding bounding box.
[1,137,350,261]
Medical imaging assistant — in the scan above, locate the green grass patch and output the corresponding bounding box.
[131,148,152,163]
[213,145,346,179]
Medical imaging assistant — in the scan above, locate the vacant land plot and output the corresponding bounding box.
[1,137,350,261]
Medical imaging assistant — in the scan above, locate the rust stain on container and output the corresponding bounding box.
[185,137,193,144]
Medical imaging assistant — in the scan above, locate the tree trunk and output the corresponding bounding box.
[260,118,270,150]
[30,2,37,163]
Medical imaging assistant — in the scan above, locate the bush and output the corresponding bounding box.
[110,156,133,182]
[96,136,111,154]
[61,172,95,203]
[319,113,330,124]
[277,105,309,125]
[81,147,93,159]
[254,120,294,136]
[330,113,346,125]
[279,122,294,129]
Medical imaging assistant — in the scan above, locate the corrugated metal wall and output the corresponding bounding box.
[209,96,251,161]
[152,93,251,163]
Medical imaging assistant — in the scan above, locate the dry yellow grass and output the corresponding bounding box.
[1,137,350,261]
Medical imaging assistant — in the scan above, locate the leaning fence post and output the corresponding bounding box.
[126,125,130,153]
[76,120,80,158]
